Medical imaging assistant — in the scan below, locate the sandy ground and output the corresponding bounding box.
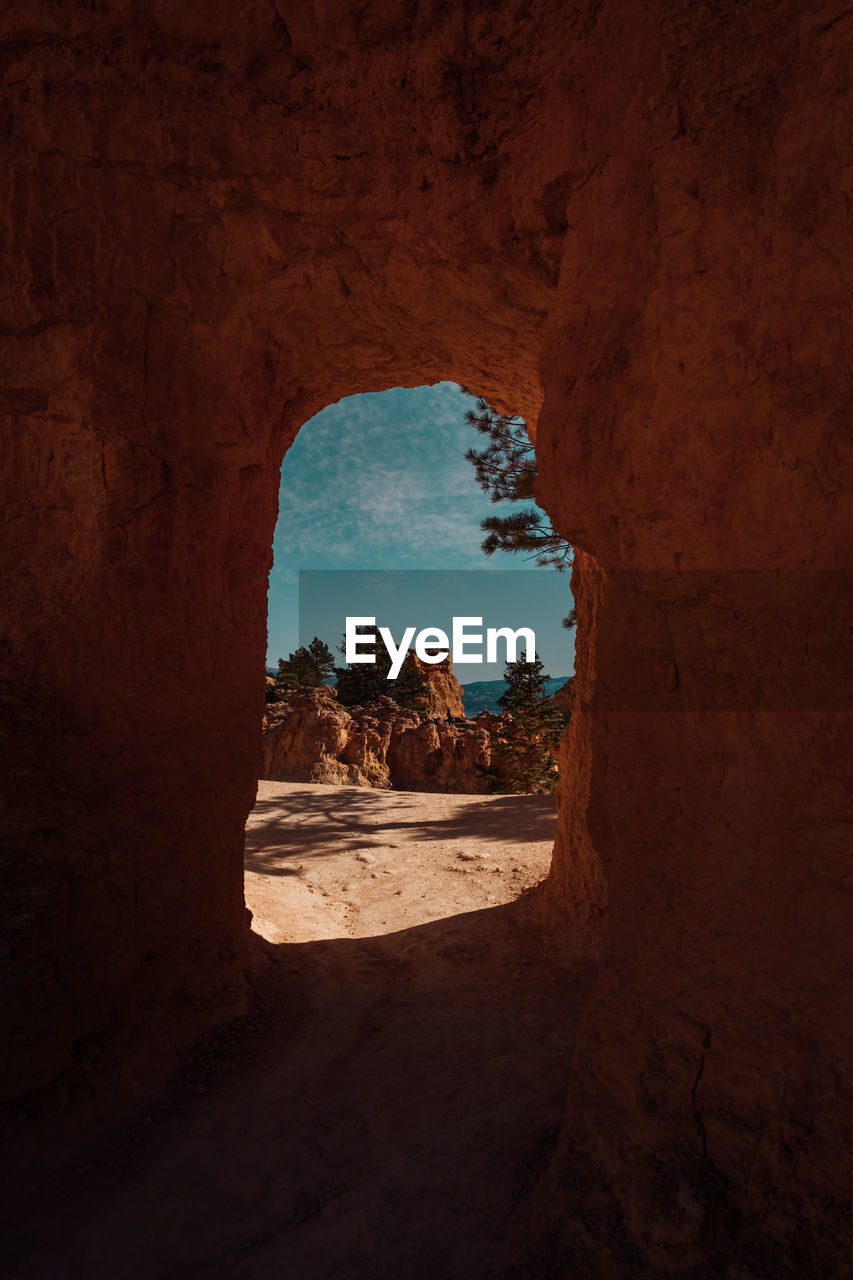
[5,782,594,1280]
[246,780,559,942]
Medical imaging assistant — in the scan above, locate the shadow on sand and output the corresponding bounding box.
[245,787,558,876]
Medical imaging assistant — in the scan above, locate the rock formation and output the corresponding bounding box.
[1,3,851,1275]
[261,688,492,793]
[405,652,465,718]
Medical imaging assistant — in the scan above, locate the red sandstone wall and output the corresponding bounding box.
[0,0,556,1103]
[1,1,851,1272]
[534,6,853,1267]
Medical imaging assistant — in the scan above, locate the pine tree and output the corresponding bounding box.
[334,628,391,707]
[498,652,551,715]
[392,655,430,716]
[304,636,336,684]
[462,392,573,571]
[492,654,570,793]
[334,631,430,714]
[272,636,335,694]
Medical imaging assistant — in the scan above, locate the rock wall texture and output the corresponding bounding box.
[261,688,492,792]
[1,1,851,1274]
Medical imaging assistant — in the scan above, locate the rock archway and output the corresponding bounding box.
[2,1,851,1272]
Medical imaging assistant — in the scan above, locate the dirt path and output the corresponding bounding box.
[5,784,594,1279]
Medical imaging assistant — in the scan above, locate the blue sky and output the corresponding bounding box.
[268,382,574,679]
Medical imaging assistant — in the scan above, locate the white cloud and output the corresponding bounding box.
[273,383,494,572]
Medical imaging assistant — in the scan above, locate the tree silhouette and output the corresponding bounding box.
[462,392,572,571]
[267,637,335,700]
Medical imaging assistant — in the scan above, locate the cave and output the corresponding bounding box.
[2,3,851,1276]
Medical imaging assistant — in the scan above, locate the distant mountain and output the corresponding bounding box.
[461,676,571,716]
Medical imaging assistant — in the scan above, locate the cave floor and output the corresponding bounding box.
[7,783,595,1280]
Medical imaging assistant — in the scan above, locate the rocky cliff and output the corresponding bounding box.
[261,688,492,793]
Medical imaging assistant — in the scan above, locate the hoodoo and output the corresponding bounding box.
[1,2,851,1275]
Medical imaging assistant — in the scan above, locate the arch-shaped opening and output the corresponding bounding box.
[192,380,600,1275]
[248,381,579,948]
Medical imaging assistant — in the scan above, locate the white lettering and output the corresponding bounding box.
[346,616,537,674]
[452,616,483,664]
[415,627,450,663]
[486,626,536,664]
[346,617,377,663]
[379,625,417,679]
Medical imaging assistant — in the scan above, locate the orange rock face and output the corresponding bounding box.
[404,652,466,719]
[261,688,492,793]
[1,2,851,1273]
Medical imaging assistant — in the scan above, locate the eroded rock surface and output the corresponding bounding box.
[261,688,492,793]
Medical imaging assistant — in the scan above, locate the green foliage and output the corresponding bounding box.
[462,392,573,572]
[335,626,391,706]
[267,636,335,701]
[279,636,335,687]
[335,656,389,705]
[306,635,337,682]
[391,658,430,716]
[463,397,538,503]
[335,628,430,714]
[497,651,551,714]
[491,654,571,793]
